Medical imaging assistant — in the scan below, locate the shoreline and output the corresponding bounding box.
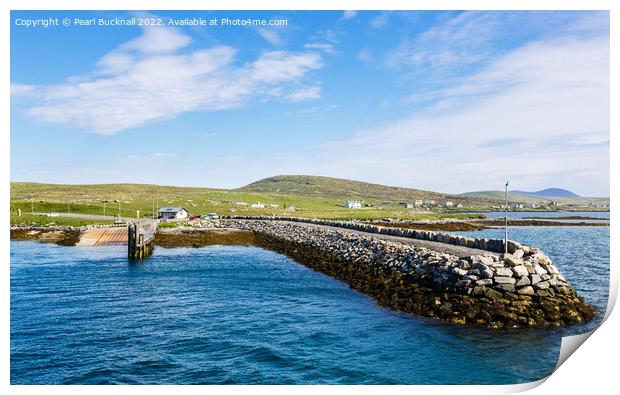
[10,220,599,329]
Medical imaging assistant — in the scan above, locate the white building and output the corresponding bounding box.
[250,202,265,209]
[414,200,424,206]
[445,201,454,207]
[345,200,363,209]
[158,206,189,220]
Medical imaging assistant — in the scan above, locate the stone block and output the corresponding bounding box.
[517,286,535,295]
[495,268,513,277]
[512,265,529,277]
[495,276,516,284]
[515,276,530,287]
[530,274,542,285]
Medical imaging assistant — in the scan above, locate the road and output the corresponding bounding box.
[32,212,142,222]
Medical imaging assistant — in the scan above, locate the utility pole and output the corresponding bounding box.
[31,193,34,214]
[103,199,108,217]
[118,201,121,218]
[505,181,509,255]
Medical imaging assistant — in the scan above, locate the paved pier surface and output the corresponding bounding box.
[299,222,500,257]
[217,219,501,258]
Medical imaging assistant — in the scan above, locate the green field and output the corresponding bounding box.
[10,213,113,227]
[10,175,497,222]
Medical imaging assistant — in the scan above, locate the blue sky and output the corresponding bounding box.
[10,10,610,196]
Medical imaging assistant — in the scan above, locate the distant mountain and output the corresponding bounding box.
[460,189,609,207]
[511,188,579,198]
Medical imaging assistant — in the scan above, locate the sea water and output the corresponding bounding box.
[10,225,609,384]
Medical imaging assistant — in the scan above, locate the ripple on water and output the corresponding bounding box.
[10,232,609,384]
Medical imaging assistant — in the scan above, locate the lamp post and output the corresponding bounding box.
[504,181,509,255]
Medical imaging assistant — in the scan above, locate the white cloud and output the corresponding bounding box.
[357,49,372,62]
[11,83,36,96]
[192,132,217,138]
[286,86,321,102]
[19,27,323,134]
[304,43,334,53]
[257,28,283,45]
[343,11,357,19]
[386,11,500,71]
[128,152,177,160]
[370,13,389,29]
[248,51,322,84]
[120,26,191,54]
[312,34,609,195]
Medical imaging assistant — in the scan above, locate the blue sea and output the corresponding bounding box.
[10,225,609,384]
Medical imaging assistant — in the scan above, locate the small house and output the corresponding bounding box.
[445,201,454,207]
[158,206,189,220]
[345,200,363,209]
[250,202,265,209]
[414,200,424,206]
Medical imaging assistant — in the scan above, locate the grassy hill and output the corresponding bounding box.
[10,175,607,225]
[10,176,491,223]
[239,175,473,203]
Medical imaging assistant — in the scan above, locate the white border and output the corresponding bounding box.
[2,1,617,394]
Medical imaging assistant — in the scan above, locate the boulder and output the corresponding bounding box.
[517,286,535,295]
[476,278,493,286]
[472,285,486,296]
[495,268,513,277]
[494,276,516,285]
[534,264,547,276]
[496,284,516,293]
[530,274,542,285]
[515,276,530,287]
[505,256,524,267]
[484,288,503,300]
[512,265,529,277]
[456,279,472,287]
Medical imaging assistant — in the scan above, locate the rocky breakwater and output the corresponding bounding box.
[223,219,596,329]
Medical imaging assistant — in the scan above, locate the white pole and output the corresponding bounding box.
[505,181,509,254]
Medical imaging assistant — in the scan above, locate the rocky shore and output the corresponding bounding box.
[10,226,82,246]
[176,219,596,328]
